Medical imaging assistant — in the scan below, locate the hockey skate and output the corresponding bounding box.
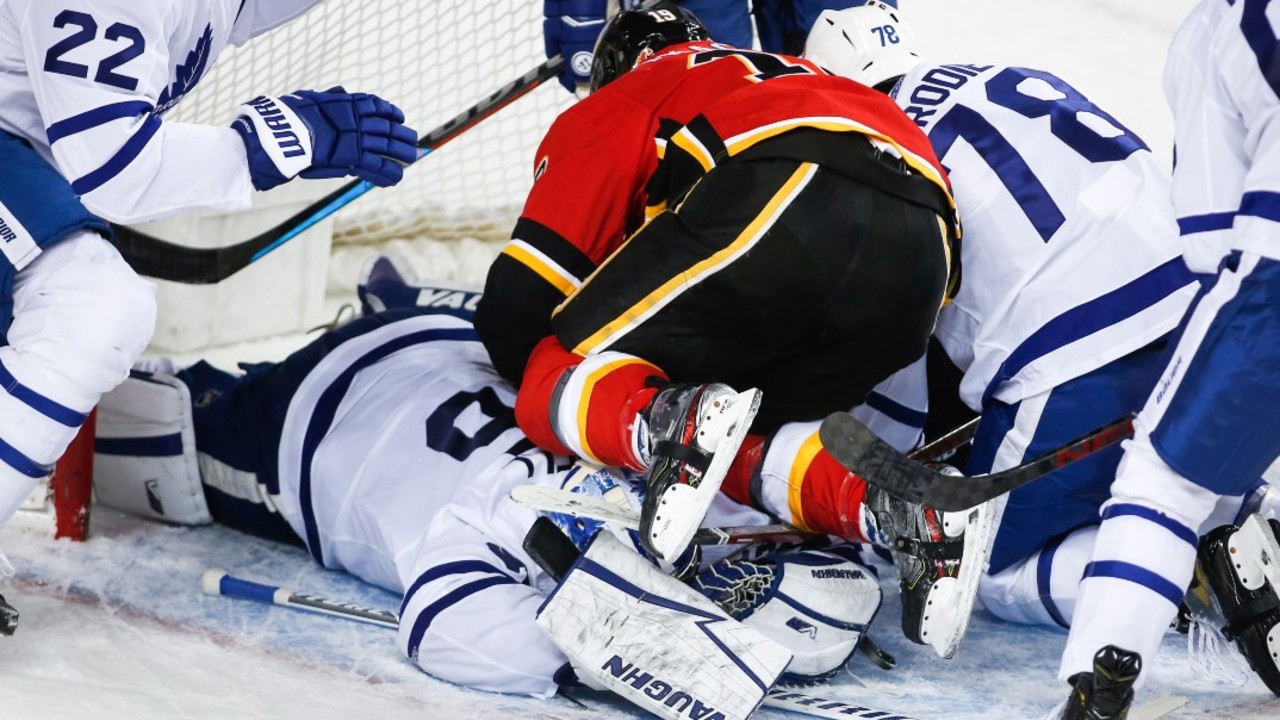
[637,382,761,561]
[1055,645,1141,720]
[868,471,999,659]
[1189,514,1280,695]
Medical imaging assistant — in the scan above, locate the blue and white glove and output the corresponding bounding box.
[233,87,419,191]
[544,0,608,94]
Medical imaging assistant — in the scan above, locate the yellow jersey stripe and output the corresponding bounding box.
[787,431,825,532]
[502,240,580,297]
[722,117,953,209]
[570,161,818,355]
[671,128,715,172]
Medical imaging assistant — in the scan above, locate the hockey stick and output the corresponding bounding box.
[201,568,398,629]
[202,568,927,719]
[112,55,565,284]
[818,411,1136,512]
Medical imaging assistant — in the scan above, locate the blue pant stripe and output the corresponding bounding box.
[71,114,162,195]
[399,560,509,617]
[405,576,516,659]
[0,434,49,478]
[1101,503,1198,548]
[864,390,928,430]
[1036,533,1071,629]
[46,101,155,144]
[1083,560,1184,606]
[0,360,88,427]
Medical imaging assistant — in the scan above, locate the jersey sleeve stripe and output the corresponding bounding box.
[70,114,163,195]
[404,575,518,659]
[1239,191,1280,222]
[0,434,50,478]
[45,101,156,145]
[981,257,1198,407]
[502,241,580,297]
[399,560,514,615]
[1177,211,1237,236]
[0,359,89,427]
[509,218,598,280]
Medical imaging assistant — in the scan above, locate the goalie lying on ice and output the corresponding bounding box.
[91,281,881,714]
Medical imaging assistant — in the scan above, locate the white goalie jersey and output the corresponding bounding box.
[891,63,1198,410]
[0,0,323,223]
[1165,0,1280,273]
[271,313,771,697]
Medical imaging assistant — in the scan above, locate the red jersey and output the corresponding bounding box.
[515,41,951,268]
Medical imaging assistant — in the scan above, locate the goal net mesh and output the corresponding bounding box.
[168,0,571,283]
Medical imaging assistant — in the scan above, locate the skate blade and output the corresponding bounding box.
[647,388,762,561]
[920,495,1003,659]
[509,485,641,528]
[1229,513,1280,591]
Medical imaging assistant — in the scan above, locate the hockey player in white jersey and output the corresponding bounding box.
[91,257,884,713]
[799,3,1205,711]
[1056,0,1280,714]
[0,0,417,544]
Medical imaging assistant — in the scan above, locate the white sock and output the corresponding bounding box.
[1059,438,1219,687]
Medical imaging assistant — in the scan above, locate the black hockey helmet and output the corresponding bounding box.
[588,2,709,93]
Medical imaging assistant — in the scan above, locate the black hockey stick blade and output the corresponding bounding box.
[113,55,565,284]
[819,411,1136,512]
[0,593,17,636]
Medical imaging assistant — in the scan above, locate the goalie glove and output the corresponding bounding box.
[233,88,419,191]
[693,546,882,682]
[536,532,792,720]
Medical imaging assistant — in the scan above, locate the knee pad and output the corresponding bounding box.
[7,232,156,403]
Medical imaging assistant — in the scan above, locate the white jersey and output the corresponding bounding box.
[272,313,770,697]
[892,63,1198,410]
[1165,0,1280,273]
[0,0,323,224]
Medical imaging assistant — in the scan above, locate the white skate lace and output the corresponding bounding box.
[1186,615,1251,687]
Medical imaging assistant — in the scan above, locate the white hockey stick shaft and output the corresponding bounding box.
[202,569,399,629]
[203,569,924,719]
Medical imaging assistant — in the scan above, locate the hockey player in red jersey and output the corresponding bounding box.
[474,3,957,562]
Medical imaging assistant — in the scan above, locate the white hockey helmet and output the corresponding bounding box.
[803,2,922,91]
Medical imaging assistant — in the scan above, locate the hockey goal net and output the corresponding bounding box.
[14,411,95,541]
[167,0,572,289]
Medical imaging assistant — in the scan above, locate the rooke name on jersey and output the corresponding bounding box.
[899,64,993,128]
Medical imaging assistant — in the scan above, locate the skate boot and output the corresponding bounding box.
[637,382,761,561]
[1057,645,1141,720]
[867,467,998,659]
[0,593,15,636]
[356,253,419,315]
[1190,514,1280,695]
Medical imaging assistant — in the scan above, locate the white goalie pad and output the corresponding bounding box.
[536,533,792,720]
[93,372,211,525]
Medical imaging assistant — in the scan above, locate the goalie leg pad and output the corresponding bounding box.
[536,532,792,720]
[94,371,210,525]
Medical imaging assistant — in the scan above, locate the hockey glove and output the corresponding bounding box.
[544,0,608,94]
[233,87,419,191]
